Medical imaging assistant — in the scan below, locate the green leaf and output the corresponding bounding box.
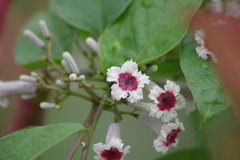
[180,33,231,128]
[99,0,202,74]
[157,149,210,160]
[0,123,88,160]
[14,10,76,69]
[50,0,131,34]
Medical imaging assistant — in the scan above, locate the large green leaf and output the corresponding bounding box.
[180,33,231,128]
[50,0,131,34]
[158,149,210,160]
[14,10,76,68]
[99,0,202,74]
[0,123,88,160]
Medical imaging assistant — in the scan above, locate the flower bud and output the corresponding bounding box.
[77,75,85,81]
[61,60,72,74]
[19,75,37,83]
[86,37,98,54]
[23,29,45,48]
[21,93,36,100]
[145,65,158,75]
[69,73,77,81]
[62,52,80,74]
[40,102,58,109]
[39,20,50,38]
[56,79,65,88]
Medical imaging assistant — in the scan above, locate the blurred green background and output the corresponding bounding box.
[1,0,240,160]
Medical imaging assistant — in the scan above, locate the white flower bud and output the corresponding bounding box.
[40,102,57,109]
[23,29,45,48]
[138,114,163,135]
[61,60,72,74]
[0,98,9,108]
[145,65,158,75]
[69,73,77,81]
[77,75,85,81]
[21,93,36,100]
[56,79,65,88]
[62,52,80,74]
[30,71,38,77]
[39,20,50,38]
[86,37,98,54]
[19,75,37,83]
[127,102,152,112]
[106,123,121,144]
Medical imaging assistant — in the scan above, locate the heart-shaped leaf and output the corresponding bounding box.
[14,10,76,69]
[99,0,202,74]
[180,33,231,128]
[50,0,131,34]
[0,123,88,160]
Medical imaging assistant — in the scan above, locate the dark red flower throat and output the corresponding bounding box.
[118,72,138,91]
[101,147,123,160]
[163,128,181,147]
[157,91,176,111]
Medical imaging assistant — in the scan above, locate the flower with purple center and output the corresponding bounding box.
[93,137,130,160]
[107,60,150,103]
[153,118,184,154]
[148,80,186,122]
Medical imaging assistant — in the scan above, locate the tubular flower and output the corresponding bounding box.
[153,118,184,154]
[107,60,150,103]
[93,123,130,160]
[148,80,186,122]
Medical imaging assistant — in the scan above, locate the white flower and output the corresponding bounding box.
[148,80,186,122]
[194,29,218,63]
[153,118,184,154]
[93,123,130,160]
[93,138,130,160]
[107,60,150,103]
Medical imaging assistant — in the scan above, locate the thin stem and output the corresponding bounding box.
[81,102,103,160]
[65,103,96,160]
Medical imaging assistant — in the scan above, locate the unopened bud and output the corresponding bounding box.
[23,29,45,48]
[86,37,98,54]
[21,93,36,100]
[30,71,38,77]
[138,114,163,135]
[145,65,158,75]
[62,52,79,74]
[56,79,65,88]
[61,60,72,74]
[39,20,50,38]
[77,75,85,81]
[19,75,37,83]
[69,73,77,81]
[106,123,121,144]
[40,102,58,109]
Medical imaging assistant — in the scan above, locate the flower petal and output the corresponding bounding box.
[164,80,180,96]
[106,66,121,82]
[127,88,143,103]
[111,84,128,101]
[148,85,164,104]
[121,60,138,73]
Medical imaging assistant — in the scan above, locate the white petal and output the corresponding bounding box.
[127,88,143,103]
[121,60,138,73]
[148,85,164,104]
[153,136,169,154]
[175,118,185,131]
[111,84,128,101]
[106,137,124,151]
[196,44,210,60]
[123,145,131,155]
[93,142,105,155]
[195,29,205,44]
[106,66,121,82]
[164,80,180,96]
[149,104,164,119]
[133,71,150,87]
[176,94,186,109]
[161,110,177,123]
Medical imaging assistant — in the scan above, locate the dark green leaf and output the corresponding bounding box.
[157,149,210,160]
[99,0,202,74]
[180,33,231,128]
[0,123,88,160]
[14,10,76,68]
[50,0,131,34]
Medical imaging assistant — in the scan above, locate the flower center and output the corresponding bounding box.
[101,147,123,160]
[163,128,181,147]
[157,91,176,111]
[118,72,138,91]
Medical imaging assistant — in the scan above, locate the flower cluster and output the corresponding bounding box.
[194,29,218,63]
[105,60,186,155]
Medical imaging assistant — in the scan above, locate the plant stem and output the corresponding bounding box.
[65,101,102,160]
